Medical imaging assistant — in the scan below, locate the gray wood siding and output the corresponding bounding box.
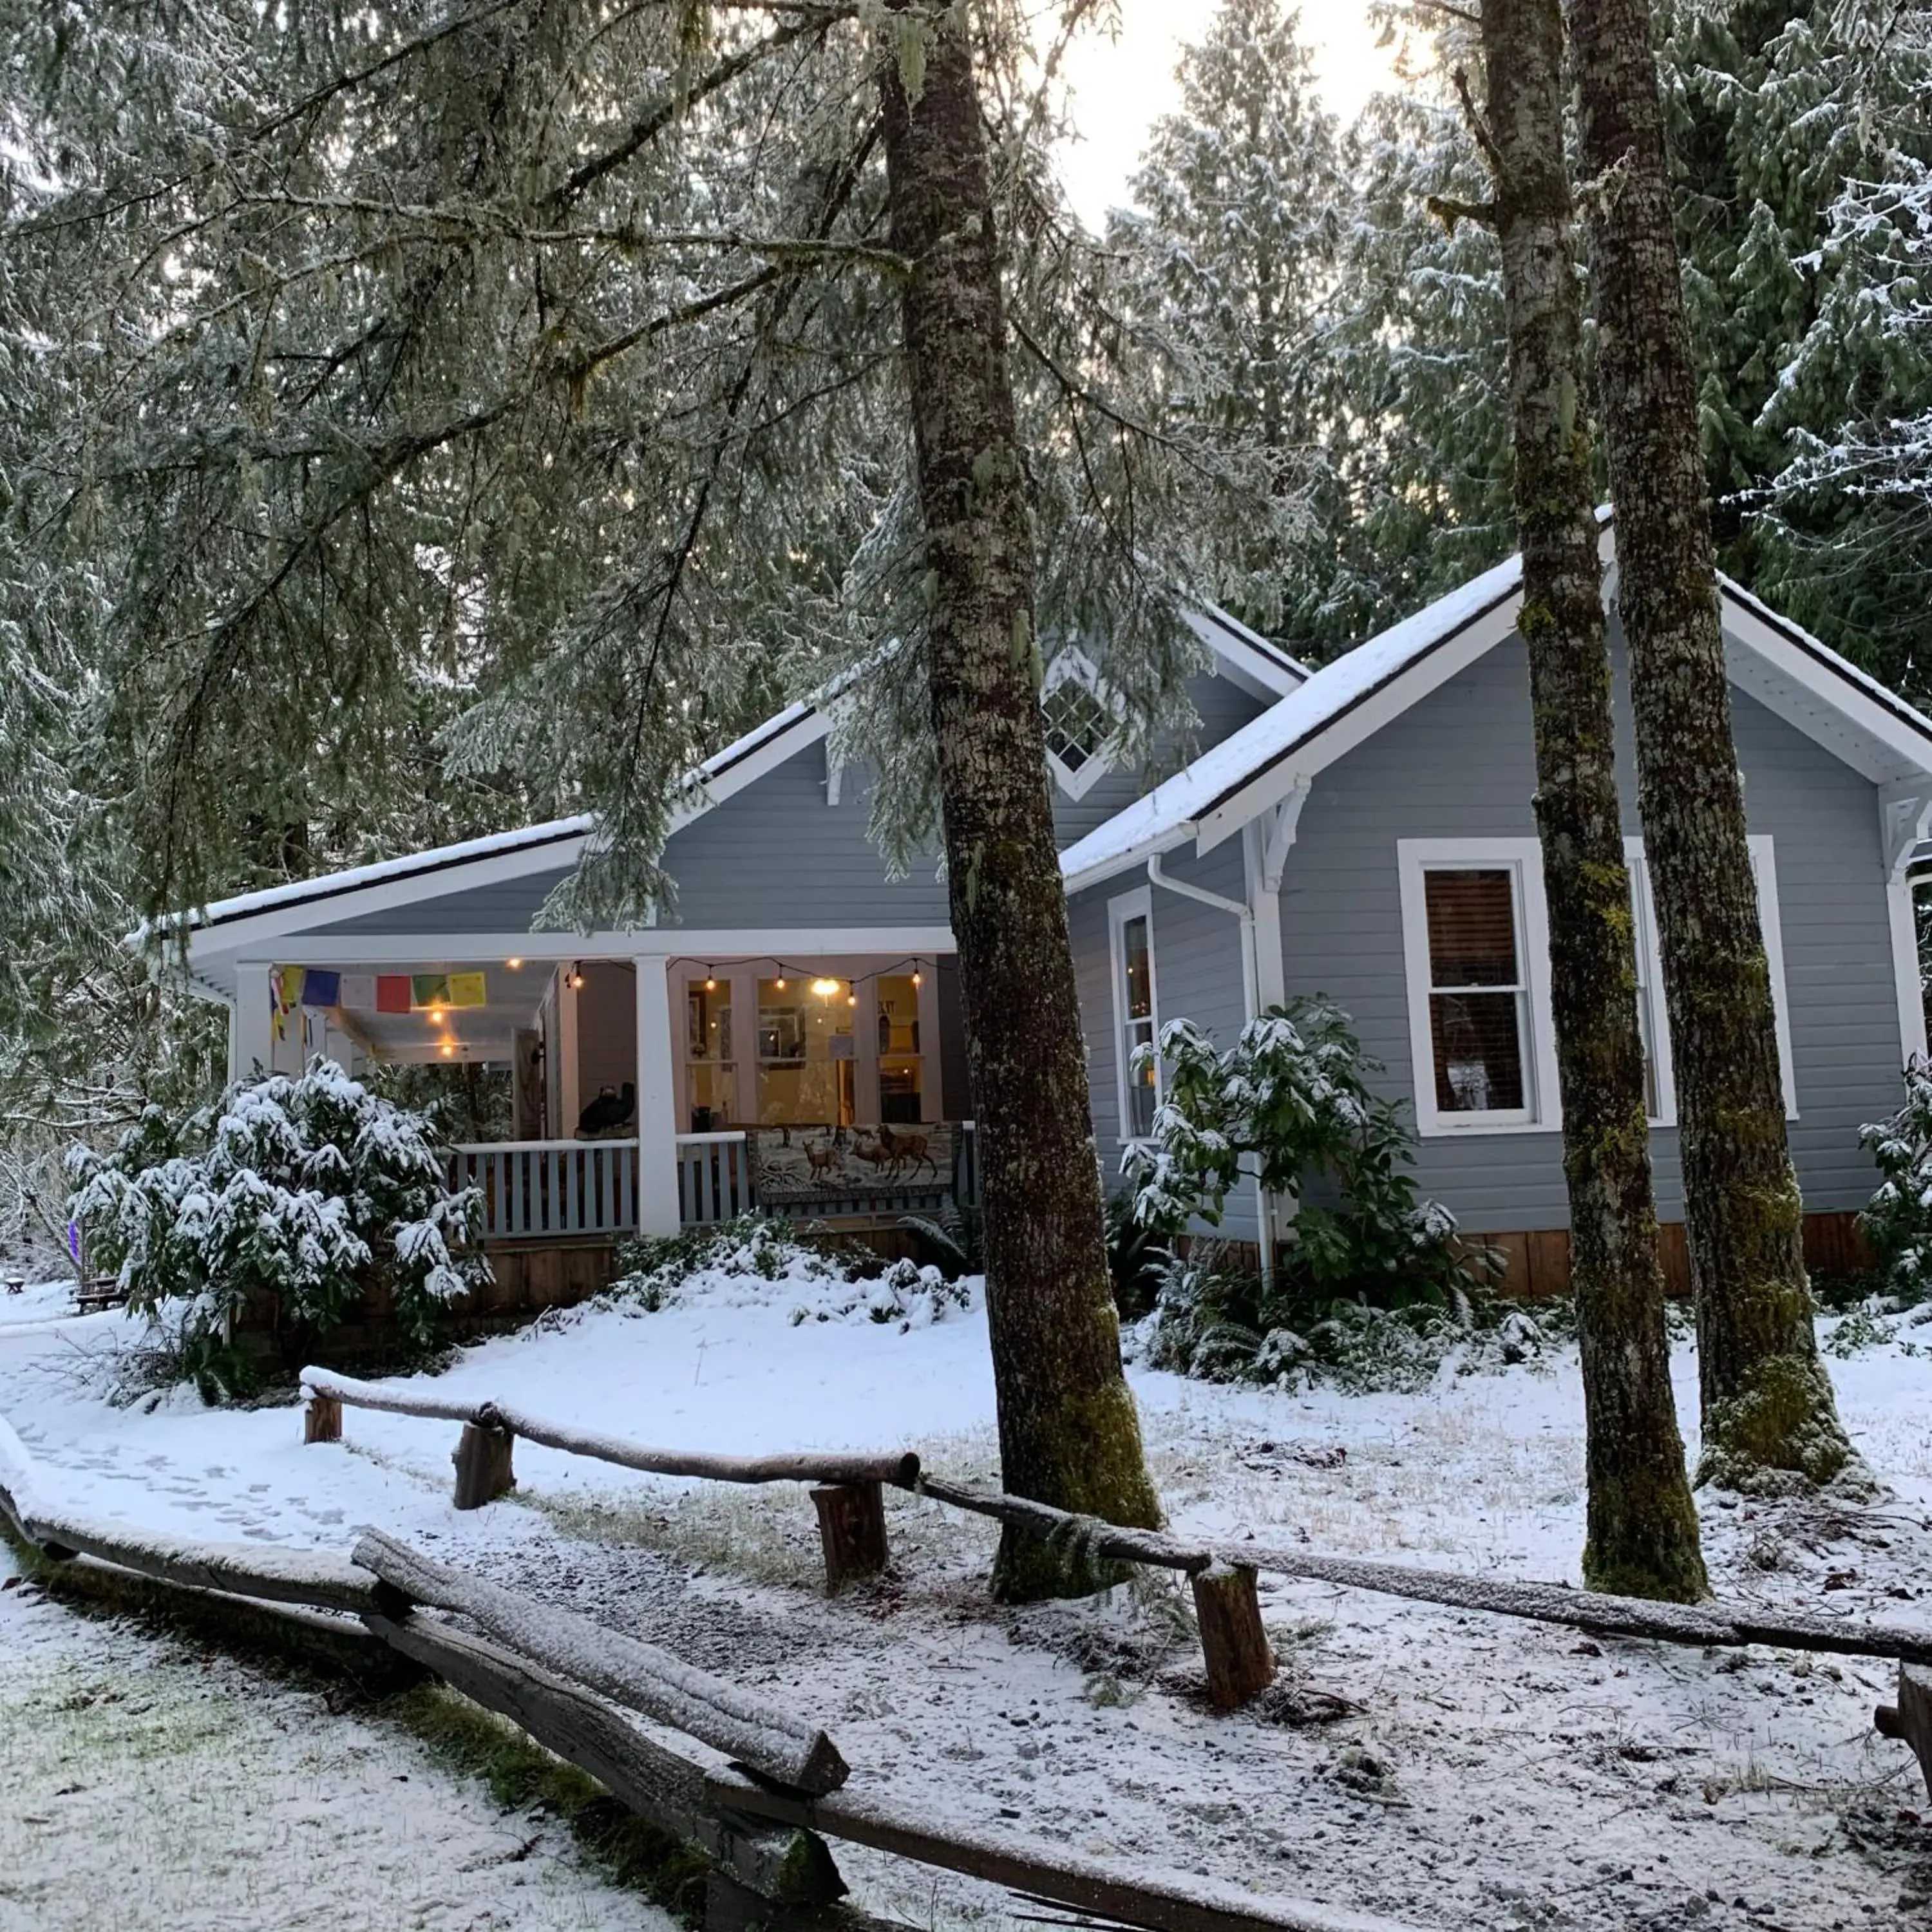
[299,665,1269,942]
[1070,839,1258,1241]
[310,868,578,937]
[1277,627,1901,1232]
[1049,667,1271,849]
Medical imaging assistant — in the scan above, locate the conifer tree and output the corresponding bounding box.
[1458,0,1705,1595]
[1108,1,1349,645]
[1566,0,1855,1488]
[2,0,1267,1589]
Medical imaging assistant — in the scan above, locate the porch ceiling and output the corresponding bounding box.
[336,961,547,1063]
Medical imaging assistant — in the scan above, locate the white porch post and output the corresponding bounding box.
[232,963,274,1083]
[1880,785,1932,1066]
[634,953,682,1234]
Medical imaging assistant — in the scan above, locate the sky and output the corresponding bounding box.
[1051,3,1407,227]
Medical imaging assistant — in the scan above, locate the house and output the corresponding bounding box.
[160,528,1932,1298]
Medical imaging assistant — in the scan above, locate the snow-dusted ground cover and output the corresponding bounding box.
[3,1251,1930,1931]
[0,1537,676,1929]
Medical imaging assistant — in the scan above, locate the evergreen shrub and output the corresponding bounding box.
[1121,998,1498,1385]
[67,1059,484,1390]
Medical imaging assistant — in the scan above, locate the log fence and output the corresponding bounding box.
[0,1411,1420,1932]
[298,1364,1932,1772]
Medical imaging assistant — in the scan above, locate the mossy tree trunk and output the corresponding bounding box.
[1566,0,1853,1488]
[1467,0,1706,1598]
[875,5,1163,1597]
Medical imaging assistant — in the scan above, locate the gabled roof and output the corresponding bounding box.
[162,595,1296,962]
[1058,529,1932,895]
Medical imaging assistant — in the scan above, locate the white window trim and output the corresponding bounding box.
[1397,834,1797,1139]
[1625,835,1797,1124]
[1397,838,1561,1137]
[1108,886,1160,1143]
[1043,649,1119,801]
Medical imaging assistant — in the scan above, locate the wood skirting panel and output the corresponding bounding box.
[471,1240,619,1312]
[1465,1211,1873,1301]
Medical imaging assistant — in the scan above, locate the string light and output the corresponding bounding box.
[440,1041,455,1058]
[506,957,523,971]
[704,967,717,991]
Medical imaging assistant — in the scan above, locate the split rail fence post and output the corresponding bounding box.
[453,1422,516,1510]
[1191,1562,1275,1710]
[303,1392,343,1444]
[1877,1663,1932,1797]
[810,1481,888,1591]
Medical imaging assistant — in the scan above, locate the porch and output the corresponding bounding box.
[230,936,979,1243]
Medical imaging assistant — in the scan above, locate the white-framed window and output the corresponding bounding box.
[1625,835,1797,1124]
[1398,841,1556,1132]
[1398,834,1796,1136]
[1041,650,1117,799]
[1108,886,1160,1140]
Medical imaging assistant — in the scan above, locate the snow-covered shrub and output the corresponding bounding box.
[1859,1061,1932,1303]
[605,1216,974,1330]
[66,1059,484,1373]
[1128,1247,1567,1395]
[609,1215,859,1307]
[1122,1000,1486,1305]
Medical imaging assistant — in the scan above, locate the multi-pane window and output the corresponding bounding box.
[685,981,734,1130]
[1399,835,1794,1135]
[1110,891,1159,1139]
[1421,867,1532,1119]
[1042,677,1111,779]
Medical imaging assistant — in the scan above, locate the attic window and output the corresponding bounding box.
[1041,656,1115,798]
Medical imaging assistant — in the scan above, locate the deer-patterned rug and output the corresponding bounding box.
[745,1122,955,1207]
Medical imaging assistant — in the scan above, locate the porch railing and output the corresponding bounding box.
[449,1122,976,1239]
[676,1131,753,1226]
[449,1139,639,1241]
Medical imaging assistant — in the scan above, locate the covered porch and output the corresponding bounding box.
[228,933,979,1246]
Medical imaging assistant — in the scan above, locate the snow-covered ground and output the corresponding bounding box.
[2,1261,1929,1931]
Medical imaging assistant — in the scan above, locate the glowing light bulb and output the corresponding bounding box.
[506,957,523,970]
[774,977,786,990]
[440,1042,455,1058]
[911,969,923,988]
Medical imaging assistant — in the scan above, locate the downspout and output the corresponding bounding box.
[1144,853,1272,1291]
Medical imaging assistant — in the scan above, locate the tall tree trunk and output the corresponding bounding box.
[1566,0,1853,1488]
[1468,0,1705,1598]
[875,8,1163,1598]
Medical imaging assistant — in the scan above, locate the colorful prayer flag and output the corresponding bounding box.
[339,974,377,1011]
[376,976,412,1014]
[446,971,487,1009]
[272,965,303,1041]
[299,969,341,1008]
[412,973,452,1010]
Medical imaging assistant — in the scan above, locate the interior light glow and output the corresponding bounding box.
[810,977,842,998]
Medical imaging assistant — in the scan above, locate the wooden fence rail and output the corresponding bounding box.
[299,1369,1932,1730]
[0,1412,1419,1932]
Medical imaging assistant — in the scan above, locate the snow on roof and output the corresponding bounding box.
[1060,547,1528,887]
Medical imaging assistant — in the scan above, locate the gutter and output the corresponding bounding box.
[1143,855,1273,1291]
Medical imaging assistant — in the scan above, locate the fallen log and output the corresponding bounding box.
[351,1528,849,1794]
[708,1771,1428,1932]
[367,1609,844,1904]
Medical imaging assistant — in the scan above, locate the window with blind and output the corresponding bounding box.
[1399,835,1794,1135]
[1421,867,1533,1121]
[1108,887,1160,1139]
